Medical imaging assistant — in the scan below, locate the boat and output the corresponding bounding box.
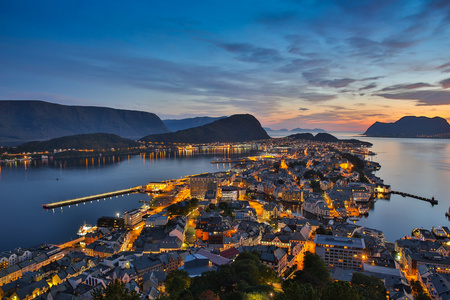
[77,222,95,236]
[432,226,447,239]
[349,217,360,222]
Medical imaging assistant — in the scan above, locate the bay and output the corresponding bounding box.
[0,150,251,251]
[1,135,450,251]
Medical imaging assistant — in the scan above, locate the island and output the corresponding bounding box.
[364,116,450,138]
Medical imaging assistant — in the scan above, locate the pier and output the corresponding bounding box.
[42,186,142,209]
[390,191,438,206]
[211,158,248,164]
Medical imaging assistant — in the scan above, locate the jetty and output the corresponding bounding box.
[211,158,248,164]
[42,186,142,209]
[390,191,438,206]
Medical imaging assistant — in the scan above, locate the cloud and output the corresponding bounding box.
[346,36,415,61]
[298,92,336,102]
[299,107,309,111]
[440,78,450,88]
[438,62,450,70]
[379,82,434,92]
[301,68,354,88]
[278,58,330,73]
[375,90,450,106]
[359,83,377,91]
[213,42,284,63]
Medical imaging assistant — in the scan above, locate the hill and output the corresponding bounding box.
[163,116,226,132]
[0,100,169,145]
[16,133,140,152]
[288,132,372,146]
[141,114,270,143]
[364,116,450,138]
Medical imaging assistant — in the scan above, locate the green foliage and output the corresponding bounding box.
[275,281,319,300]
[315,226,332,235]
[351,273,386,300]
[321,281,360,300]
[169,251,276,299]
[167,198,199,216]
[91,278,139,300]
[17,133,140,153]
[165,270,191,298]
[410,280,431,300]
[301,251,331,285]
[246,292,271,300]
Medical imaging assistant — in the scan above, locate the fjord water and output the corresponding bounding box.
[1,137,450,251]
[0,151,246,251]
[347,135,450,242]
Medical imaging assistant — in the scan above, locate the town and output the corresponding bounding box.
[0,138,446,300]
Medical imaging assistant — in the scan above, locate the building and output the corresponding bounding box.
[190,174,218,200]
[314,235,366,270]
[123,209,143,229]
[220,186,238,202]
[97,216,124,228]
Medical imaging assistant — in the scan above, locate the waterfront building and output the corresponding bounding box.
[189,174,218,200]
[314,235,366,270]
[97,216,124,228]
[123,209,143,229]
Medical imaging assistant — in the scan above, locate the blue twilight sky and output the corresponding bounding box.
[2,0,450,131]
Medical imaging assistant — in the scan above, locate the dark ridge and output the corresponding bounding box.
[141,114,270,143]
[16,133,140,152]
[364,116,450,138]
[287,132,372,146]
[0,100,169,145]
[163,116,227,132]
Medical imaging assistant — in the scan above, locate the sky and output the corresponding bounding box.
[1,0,450,131]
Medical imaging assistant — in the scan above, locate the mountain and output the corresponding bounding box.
[288,132,372,146]
[0,100,170,145]
[163,116,226,132]
[141,114,270,143]
[264,127,325,133]
[16,133,140,152]
[291,127,325,132]
[364,116,450,138]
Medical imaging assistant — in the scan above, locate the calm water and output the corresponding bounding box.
[0,150,250,251]
[347,136,450,242]
[1,137,450,251]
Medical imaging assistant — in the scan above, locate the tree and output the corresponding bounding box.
[410,280,431,300]
[91,279,139,300]
[275,281,318,300]
[351,272,386,300]
[301,251,330,285]
[164,270,191,298]
[321,281,360,300]
[199,290,220,300]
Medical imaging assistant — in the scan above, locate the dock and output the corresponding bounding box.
[211,159,248,164]
[42,186,142,209]
[390,191,438,206]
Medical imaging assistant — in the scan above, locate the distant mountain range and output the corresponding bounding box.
[364,116,450,138]
[16,133,140,153]
[264,127,325,133]
[142,114,270,143]
[0,100,169,145]
[163,116,226,132]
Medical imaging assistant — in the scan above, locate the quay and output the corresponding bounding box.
[42,186,142,209]
[211,158,248,164]
[390,191,438,206]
